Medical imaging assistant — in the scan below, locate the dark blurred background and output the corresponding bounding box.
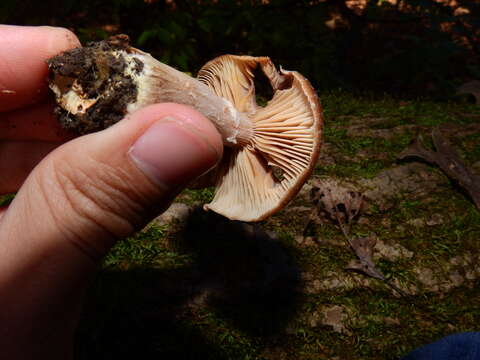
[2,0,479,98]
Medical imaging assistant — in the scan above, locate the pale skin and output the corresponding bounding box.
[0,25,223,359]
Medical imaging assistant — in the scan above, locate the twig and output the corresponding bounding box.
[398,127,480,210]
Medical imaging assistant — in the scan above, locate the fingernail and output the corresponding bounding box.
[128,117,220,189]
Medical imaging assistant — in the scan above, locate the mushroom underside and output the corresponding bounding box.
[198,55,322,221]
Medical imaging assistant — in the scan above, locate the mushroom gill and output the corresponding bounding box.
[198,56,323,221]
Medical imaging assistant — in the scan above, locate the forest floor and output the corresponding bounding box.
[71,91,480,359]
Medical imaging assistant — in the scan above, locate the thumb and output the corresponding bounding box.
[1,103,222,263]
[0,103,222,355]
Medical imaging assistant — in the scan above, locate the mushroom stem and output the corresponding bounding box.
[129,50,254,147]
[47,36,254,147]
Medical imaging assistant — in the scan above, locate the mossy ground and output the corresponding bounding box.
[0,193,14,206]
[3,92,477,359]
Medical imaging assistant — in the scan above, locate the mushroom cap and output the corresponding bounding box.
[197,55,323,222]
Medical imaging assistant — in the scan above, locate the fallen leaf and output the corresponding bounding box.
[310,179,364,230]
[346,236,385,281]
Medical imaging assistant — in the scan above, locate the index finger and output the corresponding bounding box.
[0,25,80,113]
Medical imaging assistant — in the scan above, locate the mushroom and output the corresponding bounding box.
[47,35,323,222]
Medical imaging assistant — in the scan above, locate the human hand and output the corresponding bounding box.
[0,25,222,359]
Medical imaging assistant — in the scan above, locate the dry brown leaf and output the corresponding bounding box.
[346,236,385,281]
[310,179,364,230]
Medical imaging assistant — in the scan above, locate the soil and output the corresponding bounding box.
[47,35,141,134]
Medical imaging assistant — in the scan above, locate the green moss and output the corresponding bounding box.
[180,187,215,205]
[103,223,193,270]
[460,133,480,163]
[0,193,15,206]
[316,160,387,179]
[321,90,480,126]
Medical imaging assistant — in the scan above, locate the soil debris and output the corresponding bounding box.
[321,305,349,334]
[47,35,140,134]
[153,203,195,226]
[360,163,449,211]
